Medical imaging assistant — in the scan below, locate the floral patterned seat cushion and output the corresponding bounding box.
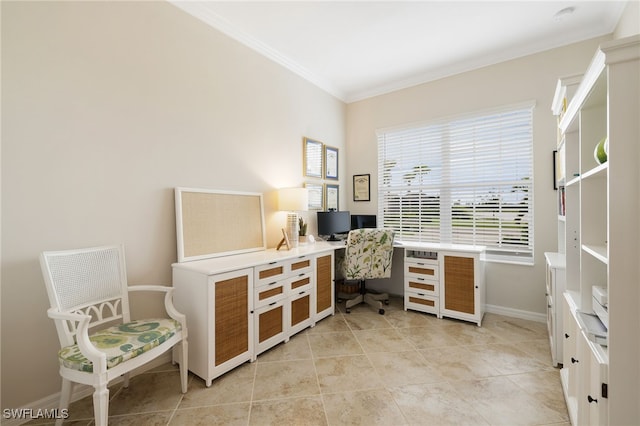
[58,318,181,373]
[342,229,395,280]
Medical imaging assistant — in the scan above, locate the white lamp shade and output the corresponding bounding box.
[278,187,308,212]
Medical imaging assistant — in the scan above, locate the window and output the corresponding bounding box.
[377,103,534,264]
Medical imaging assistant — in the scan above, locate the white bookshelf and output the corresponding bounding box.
[554,35,639,426]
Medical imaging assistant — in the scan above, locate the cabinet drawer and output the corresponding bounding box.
[405,278,438,296]
[404,292,439,315]
[254,281,287,308]
[289,256,313,275]
[255,262,287,286]
[254,299,287,356]
[289,289,313,336]
[288,272,313,294]
[405,261,439,280]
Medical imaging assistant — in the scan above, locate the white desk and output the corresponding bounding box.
[332,239,486,325]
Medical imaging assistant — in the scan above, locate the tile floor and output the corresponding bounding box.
[31,297,570,425]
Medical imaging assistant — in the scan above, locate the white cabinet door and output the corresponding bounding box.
[577,329,608,426]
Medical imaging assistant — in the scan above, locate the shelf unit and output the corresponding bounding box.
[553,35,639,426]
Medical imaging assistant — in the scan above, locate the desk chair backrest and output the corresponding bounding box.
[343,228,395,280]
[41,245,131,348]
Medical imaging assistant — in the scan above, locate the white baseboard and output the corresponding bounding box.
[485,303,546,323]
[2,354,171,426]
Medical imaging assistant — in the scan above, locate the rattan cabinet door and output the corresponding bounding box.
[314,253,334,322]
[440,253,484,325]
[213,271,252,367]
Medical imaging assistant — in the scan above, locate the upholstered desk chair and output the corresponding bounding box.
[40,245,188,426]
[339,228,395,315]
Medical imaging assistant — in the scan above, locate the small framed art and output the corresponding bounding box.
[326,184,339,211]
[305,182,324,210]
[353,174,370,202]
[303,137,323,178]
[325,146,338,180]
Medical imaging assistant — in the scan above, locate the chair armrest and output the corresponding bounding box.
[47,308,90,323]
[47,308,108,372]
[128,285,187,334]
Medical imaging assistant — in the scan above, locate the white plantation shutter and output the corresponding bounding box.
[377,103,534,263]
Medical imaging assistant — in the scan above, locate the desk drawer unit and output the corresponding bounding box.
[404,253,440,316]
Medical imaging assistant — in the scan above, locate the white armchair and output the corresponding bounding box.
[40,244,188,426]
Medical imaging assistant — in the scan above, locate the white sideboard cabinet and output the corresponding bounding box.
[173,243,336,386]
[403,243,485,326]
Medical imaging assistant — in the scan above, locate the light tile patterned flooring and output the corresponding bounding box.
[31,297,570,425]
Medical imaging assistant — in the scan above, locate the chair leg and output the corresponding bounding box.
[123,372,130,388]
[364,292,389,315]
[344,293,364,313]
[55,379,73,426]
[93,382,109,426]
[179,340,188,394]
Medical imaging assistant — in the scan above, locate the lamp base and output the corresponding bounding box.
[286,212,299,248]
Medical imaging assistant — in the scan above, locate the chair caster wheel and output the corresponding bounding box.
[384,300,389,305]
[346,308,351,314]
[379,309,385,315]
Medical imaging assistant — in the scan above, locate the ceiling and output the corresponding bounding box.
[170,1,629,103]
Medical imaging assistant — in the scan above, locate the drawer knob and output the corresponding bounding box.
[571,357,579,364]
[565,333,570,339]
[587,395,598,404]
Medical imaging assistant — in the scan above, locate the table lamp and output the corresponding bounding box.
[277,187,308,249]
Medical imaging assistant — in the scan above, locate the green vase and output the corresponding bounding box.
[594,137,607,165]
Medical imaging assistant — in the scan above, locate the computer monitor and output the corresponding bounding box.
[351,214,377,230]
[317,211,351,241]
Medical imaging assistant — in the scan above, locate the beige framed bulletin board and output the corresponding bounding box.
[175,187,266,262]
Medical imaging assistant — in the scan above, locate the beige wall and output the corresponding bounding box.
[1,1,345,409]
[344,37,610,312]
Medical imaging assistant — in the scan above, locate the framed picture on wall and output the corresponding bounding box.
[303,137,323,178]
[305,182,324,210]
[353,174,370,201]
[325,146,339,180]
[326,184,339,211]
